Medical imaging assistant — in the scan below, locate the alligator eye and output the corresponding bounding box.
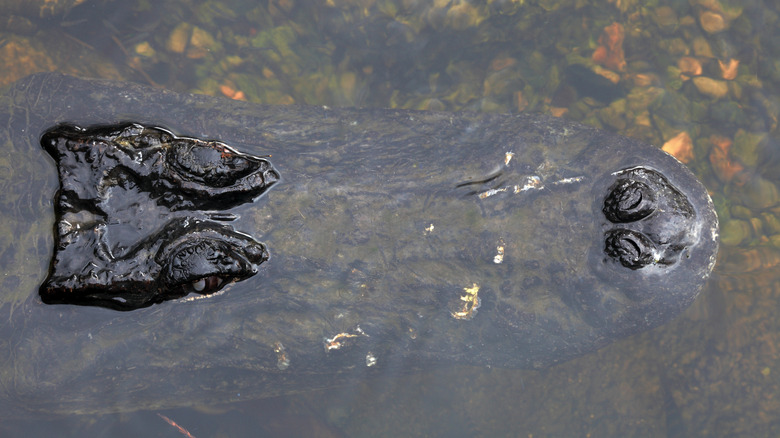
[603,179,656,223]
[163,239,247,294]
[190,276,224,294]
[168,141,261,187]
[604,229,654,269]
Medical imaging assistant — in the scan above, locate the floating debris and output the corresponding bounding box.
[450,283,481,320]
[324,326,368,352]
[274,341,290,370]
[158,413,197,438]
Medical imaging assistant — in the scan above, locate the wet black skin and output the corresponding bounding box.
[39,123,278,310]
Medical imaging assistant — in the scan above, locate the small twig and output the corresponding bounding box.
[61,32,94,50]
[110,34,160,88]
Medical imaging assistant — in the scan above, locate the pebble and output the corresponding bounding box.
[166,23,192,54]
[662,131,694,163]
[692,36,714,57]
[699,11,728,33]
[678,57,702,77]
[653,6,678,33]
[720,219,750,246]
[693,76,729,98]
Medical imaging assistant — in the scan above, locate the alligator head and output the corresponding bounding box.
[39,123,279,310]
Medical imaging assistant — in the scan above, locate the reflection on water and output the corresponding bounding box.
[1,0,779,436]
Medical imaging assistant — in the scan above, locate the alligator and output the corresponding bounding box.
[0,73,718,416]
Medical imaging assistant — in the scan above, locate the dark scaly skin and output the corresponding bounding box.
[0,73,718,416]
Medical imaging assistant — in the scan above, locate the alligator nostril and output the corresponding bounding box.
[604,229,655,269]
[603,179,656,223]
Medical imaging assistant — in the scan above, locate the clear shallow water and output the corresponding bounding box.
[1,0,779,436]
